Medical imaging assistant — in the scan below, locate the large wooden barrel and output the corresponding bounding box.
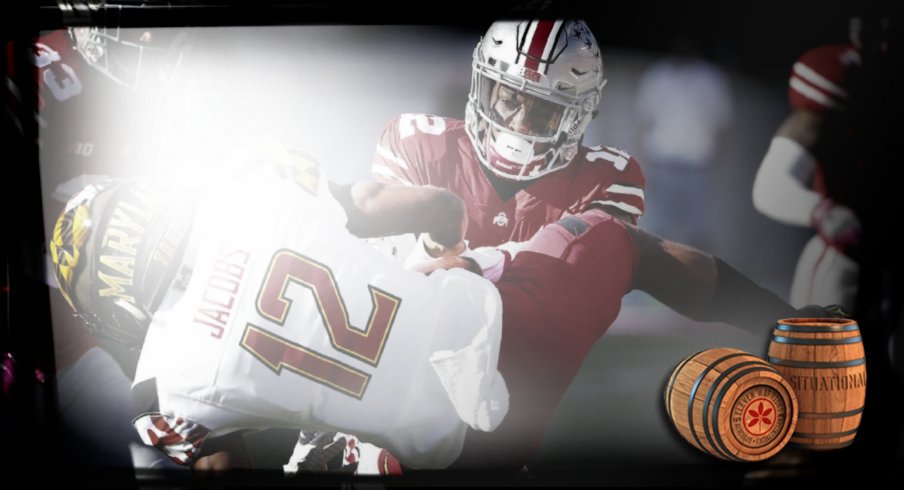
[665,347,798,462]
[767,318,866,450]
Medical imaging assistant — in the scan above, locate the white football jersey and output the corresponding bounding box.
[133,162,507,469]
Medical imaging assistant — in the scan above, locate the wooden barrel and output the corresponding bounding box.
[665,347,798,462]
[767,318,866,450]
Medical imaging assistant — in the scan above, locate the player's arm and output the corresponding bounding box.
[752,109,824,227]
[754,42,862,238]
[329,181,467,251]
[626,224,830,335]
[753,110,860,251]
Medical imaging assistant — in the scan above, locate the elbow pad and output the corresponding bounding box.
[753,136,820,226]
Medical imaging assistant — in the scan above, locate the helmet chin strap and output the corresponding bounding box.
[111,298,151,349]
[113,298,150,323]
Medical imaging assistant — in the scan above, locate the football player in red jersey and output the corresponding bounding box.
[364,19,842,471]
[364,19,642,471]
[751,12,902,477]
[373,20,645,249]
[752,15,891,312]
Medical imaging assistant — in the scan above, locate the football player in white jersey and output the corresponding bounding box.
[49,150,509,471]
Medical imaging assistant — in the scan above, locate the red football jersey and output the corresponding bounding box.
[34,30,86,112]
[372,114,646,248]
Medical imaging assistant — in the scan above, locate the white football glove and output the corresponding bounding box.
[284,431,402,476]
[283,431,354,475]
[811,198,861,255]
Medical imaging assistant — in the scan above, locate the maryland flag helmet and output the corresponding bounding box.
[50,180,192,349]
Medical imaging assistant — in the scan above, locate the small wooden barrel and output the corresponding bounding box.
[767,318,866,450]
[665,347,798,462]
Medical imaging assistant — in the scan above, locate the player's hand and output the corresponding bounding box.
[423,233,467,258]
[424,188,468,252]
[287,431,357,474]
[796,304,852,319]
[811,198,860,256]
[404,233,473,274]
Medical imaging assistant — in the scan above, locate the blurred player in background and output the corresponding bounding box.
[753,8,904,475]
[751,15,891,312]
[634,34,734,252]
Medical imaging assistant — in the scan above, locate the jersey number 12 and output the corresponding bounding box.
[241,249,401,399]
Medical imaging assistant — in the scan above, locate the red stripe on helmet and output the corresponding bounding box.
[524,20,555,71]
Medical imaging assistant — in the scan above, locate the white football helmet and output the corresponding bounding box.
[466,20,607,181]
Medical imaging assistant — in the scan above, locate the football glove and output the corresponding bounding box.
[811,198,860,256]
[284,431,403,476]
[284,431,356,475]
